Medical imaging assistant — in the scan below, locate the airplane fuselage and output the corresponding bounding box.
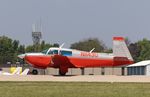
[24,48,133,71]
[18,37,134,75]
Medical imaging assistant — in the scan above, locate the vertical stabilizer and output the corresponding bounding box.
[113,37,133,61]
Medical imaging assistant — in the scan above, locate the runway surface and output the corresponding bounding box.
[0,75,150,82]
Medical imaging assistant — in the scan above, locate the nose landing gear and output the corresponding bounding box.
[32,69,38,75]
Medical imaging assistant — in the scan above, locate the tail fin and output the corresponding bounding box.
[113,37,133,61]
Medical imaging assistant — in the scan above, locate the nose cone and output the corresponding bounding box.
[25,55,51,68]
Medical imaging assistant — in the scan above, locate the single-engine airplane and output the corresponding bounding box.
[18,37,133,75]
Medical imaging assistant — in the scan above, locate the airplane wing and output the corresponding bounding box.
[52,55,76,68]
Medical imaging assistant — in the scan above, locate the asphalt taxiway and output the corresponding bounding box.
[0,75,150,82]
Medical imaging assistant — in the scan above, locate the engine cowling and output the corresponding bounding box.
[25,55,52,68]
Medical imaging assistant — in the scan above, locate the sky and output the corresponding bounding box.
[0,0,150,48]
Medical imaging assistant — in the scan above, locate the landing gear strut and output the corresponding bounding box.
[59,66,68,76]
[59,70,66,76]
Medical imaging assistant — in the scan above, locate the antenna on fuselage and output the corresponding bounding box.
[90,48,95,53]
[59,43,65,48]
[58,43,65,55]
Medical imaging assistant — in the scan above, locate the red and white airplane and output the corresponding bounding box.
[18,37,134,75]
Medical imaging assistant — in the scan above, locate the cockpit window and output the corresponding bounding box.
[42,49,71,56]
[41,49,48,54]
[48,50,58,55]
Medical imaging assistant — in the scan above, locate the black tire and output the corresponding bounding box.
[32,69,38,75]
[59,70,66,76]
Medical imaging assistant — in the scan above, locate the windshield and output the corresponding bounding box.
[41,49,48,54]
[48,50,58,55]
[41,49,58,55]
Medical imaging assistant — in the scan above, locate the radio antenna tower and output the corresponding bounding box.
[32,23,42,45]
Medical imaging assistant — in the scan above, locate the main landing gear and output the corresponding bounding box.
[59,70,66,76]
[32,69,38,75]
[59,66,68,76]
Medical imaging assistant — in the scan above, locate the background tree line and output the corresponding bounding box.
[70,37,150,62]
[0,36,59,65]
[0,35,150,65]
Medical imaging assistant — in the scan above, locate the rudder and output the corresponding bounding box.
[113,37,133,61]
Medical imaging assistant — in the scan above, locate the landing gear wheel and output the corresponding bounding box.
[32,69,38,75]
[59,70,66,76]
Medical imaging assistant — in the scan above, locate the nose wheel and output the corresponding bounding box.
[32,69,38,75]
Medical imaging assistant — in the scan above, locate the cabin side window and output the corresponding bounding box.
[60,50,72,56]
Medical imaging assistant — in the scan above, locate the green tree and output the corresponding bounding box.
[70,38,106,52]
[128,38,150,62]
[25,41,58,53]
[40,40,45,50]
[0,36,15,64]
[137,39,150,61]
[53,43,59,47]
[25,45,35,52]
[128,43,141,62]
[0,36,26,64]
[18,45,25,54]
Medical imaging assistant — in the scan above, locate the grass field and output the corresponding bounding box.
[0,82,150,97]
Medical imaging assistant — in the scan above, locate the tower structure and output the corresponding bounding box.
[32,24,42,45]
